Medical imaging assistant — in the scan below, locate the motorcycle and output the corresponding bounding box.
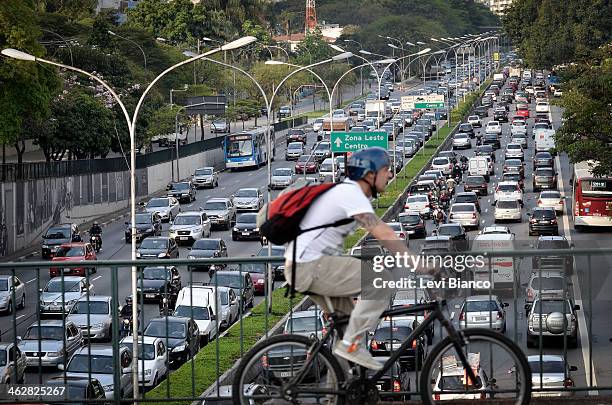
[433,209,447,226]
[159,295,173,316]
[90,234,102,253]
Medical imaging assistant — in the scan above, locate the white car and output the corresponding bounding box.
[145,197,180,222]
[319,158,341,182]
[479,226,512,235]
[535,102,550,113]
[174,286,219,345]
[312,118,324,132]
[168,211,211,244]
[431,156,453,176]
[494,181,523,203]
[494,198,522,222]
[332,109,347,118]
[485,121,502,136]
[449,203,480,230]
[432,353,491,400]
[537,190,564,213]
[467,115,482,128]
[505,143,524,160]
[120,336,169,388]
[283,309,326,340]
[404,194,431,218]
[270,168,295,189]
[528,355,577,397]
[452,133,471,150]
[510,120,528,136]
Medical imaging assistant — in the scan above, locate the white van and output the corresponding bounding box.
[472,233,516,291]
[534,128,556,154]
[468,156,490,181]
[174,286,219,344]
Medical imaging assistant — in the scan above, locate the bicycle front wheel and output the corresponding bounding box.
[420,328,531,405]
[232,334,346,405]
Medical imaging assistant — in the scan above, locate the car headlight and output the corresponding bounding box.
[136,252,141,258]
[144,368,152,376]
[254,228,259,232]
[93,323,105,328]
[188,255,195,260]
[233,227,239,231]
[102,384,114,392]
[172,344,187,352]
[146,228,154,232]
[158,252,168,258]
[42,244,49,249]
[46,350,64,357]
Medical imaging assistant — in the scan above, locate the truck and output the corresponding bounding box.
[468,156,490,181]
[365,100,387,127]
[493,73,505,82]
[534,128,556,154]
[472,233,516,291]
[151,132,187,147]
[320,117,353,141]
[509,67,521,78]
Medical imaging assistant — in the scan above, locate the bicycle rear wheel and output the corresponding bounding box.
[420,328,531,405]
[232,334,346,405]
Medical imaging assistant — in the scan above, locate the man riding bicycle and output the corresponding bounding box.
[284,147,429,370]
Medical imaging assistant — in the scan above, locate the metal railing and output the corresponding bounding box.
[0,246,609,403]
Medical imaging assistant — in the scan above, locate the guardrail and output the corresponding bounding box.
[0,247,609,403]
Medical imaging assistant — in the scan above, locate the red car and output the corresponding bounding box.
[294,155,319,174]
[516,107,530,118]
[50,243,97,277]
[240,263,266,295]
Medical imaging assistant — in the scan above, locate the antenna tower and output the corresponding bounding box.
[305,0,317,34]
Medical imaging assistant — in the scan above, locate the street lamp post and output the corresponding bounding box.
[343,40,365,95]
[40,28,74,66]
[108,30,147,75]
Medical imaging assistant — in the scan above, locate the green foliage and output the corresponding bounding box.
[87,14,114,51]
[54,45,132,87]
[294,30,333,65]
[146,105,188,140]
[37,0,96,20]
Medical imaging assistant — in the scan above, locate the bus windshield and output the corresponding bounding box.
[581,179,612,196]
[226,136,253,157]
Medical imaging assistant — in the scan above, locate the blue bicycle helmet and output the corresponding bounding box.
[347,147,390,198]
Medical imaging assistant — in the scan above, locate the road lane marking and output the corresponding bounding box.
[26,279,36,284]
[16,314,26,320]
[92,276,102,281]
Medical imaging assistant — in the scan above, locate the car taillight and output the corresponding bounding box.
[404,205,410,209]
[393,380,401,392]
[560,199,564,205]
[480,392,487,399]
[399,233,405,238]
[321,327,327,335]
[527,288,534,300]
[261,354,268,368]
[459,311,464,321]
[551,218,557,224]
[370,340,379,350]
[564,378,574,388]
[412,340,417,349]
[537,199,542,206]
[497,311,503,320]
[472,213,477,219]
[434,394,441,400]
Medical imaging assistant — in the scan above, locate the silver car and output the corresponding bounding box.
[524,270,568,308]
[0,275,26,313]
[285,142,304,161]
[192,167,218,189]
[449,203,480,230]
[537,190,564,213]
[232,188,264,211]
[19,320,83,368]
[202,198,236,230]
[211,119,229,133]
[526,298,579,348]
[270,168,295,189]
[452,133,471,150]
[283,309,326,340]
[39,276,95,316]
[505,143,525,160]
[494,198,522,222]
[60,345,134,399]
[458,295,508,332]
[528,355,577,397]
[0,342,26,384]
[144,197,181,222]
[67,296,114,341]
[169,211,212,244]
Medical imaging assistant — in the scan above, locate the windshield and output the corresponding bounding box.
[320,164,333,172]
[274,169,292,176]
[71,301,109,315]
[468,116,478,121]
[193,240,219,250]
[497,200,519,209]
[174,305,210,320]
[537,169,554,176]
[145,321,186,338]
[140,239,168,249]
[451,205,475,213]
[135,214,152,224]
[147,199,169,208]
[529,360,565,374]
[459,124,472,131]
[55,246,85,257]
[211,274,243,289]
[286,316,323,332]
[456,195,476,204]
[237,214,257,224]
[533,300,572,314]
[508,144,521,149]
[433,158,449,165]
[531,277,565,290]
[538,239,569,249]
[438,226,463,237]
[67,354,115,374]
[288,143,302,150]
[239,263,265,273]
[533,209,556,219]
[235,189,257,197]
[121,343,155,360]
[204,202,227,211]
[169,183,189,191]
[455,134,468,139]
[315,143,330,151]
[498,184,518,192]
[44,227,70,239]
[466,177,484,184]
[440,375,480,390]
[24,325,64,340]
[195,168,213,176]
[465,300,498,312]
[0,280,7,291]
[143,267,170,280]
[407,196,427,203]
[45,280,81,293]
[373,326,412,341]
[399,214,420,225]
[226,137,253,158]
[173,216,201,226]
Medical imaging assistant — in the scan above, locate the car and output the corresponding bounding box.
[312,117,324,132]
[19,320,83,368]
[211,119,230,133]
[232,213,260,241]
[474,105,489,117]
[137,266,182,301]
[278,105,291,119]
[434,223,469,251]
[174,287,219,344]
[449,203,480,230]
[458,123,476,138]
[366,358,411,401]
[286,128,306,145]
[255,245,286,280]
[533,167,557,192]
[45,377,107,401]
[528,207,559,236]
[119,336,169,388]
[236,262,268,295]
[537,190,564,214]
[209,270,255,310]
[475,145,495,162]
[431,352,493,400]
[397,212,426,238]
[294,154,319,174]
[0,275,25,314]
[41,223,82,259]
[318,158,341,183]
[458,295,508,332]
[533,121,552,131]
[232,188,264,211]
[124,212,162,243]
[494,198,522,223]
[505,143,524,160]
[169,211,212,244]
[532,236,574,275]
[524,270,568,309]
[166,181,196,203]
[187,239,228,272]
[463,175,488,196]
[404,194,432,218]
[390,285,435,343]
[454,192,481,213]
[526,298,579,348]
[202,198,236,230]
[60,344,134,398]
[387,150,405,173]
[493,108,508,122]
[192,167,218,189]
[510,119,528,136]
[510,133,528,148]
[479,225,512,235]
[144,197,180,222]
[438,150,458,164]
[312,141,331,162]
[527,355,578,397]
[452,133,471,150]
[0,343,26,384]
[283,309,326,339]
[39,276,94,316]
[501,172,525,190]
[535,102,550,113]
[136,237,179,259]
[516,106,530,118]
[481,96,493,108]
[67,296,114,341]
[270,167,295,189]
[285,142,304,160]
[369,322,426,371]
[485,121,502,136]
[431,156,453,176]
[494,181,523,203]
[386,222,409,246]
[467,115,482,127]
[481,133,501,149]
[213,286,240,328]
[143,317,200,368]
[533,151,554,169]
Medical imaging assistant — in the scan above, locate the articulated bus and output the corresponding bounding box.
[223,127,275,169]
[572,161,612,229]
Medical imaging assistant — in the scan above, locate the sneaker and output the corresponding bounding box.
[332,340,383,370]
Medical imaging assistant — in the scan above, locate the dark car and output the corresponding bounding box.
[436,223,469,251]
[493,108,508,122]
[474,105,489,118]
[278,105,291,119]
[125,212,162,243]
[366,360,411,401]
[475,145,496,162]
[458,123,475,138]
[481,97,493,108]
[532,236,574,275]
[294,155,319,174]
[232,213,260,241]
[533,151,554,169]
[166,181,196,203]
[46,377,106,402]
[532,167,557,192]
[454,192,481,213]
[144,316,200,368]
[397,212,426,239]
[209,271,255,310]
[188,238,228,272]
[504,159,525,177]
[137,266,182,302]
[369,323,425,371]
[464,175,488,196]
[502,172,525,190]
[42,223,81,259]
[136,237,179,259]
[261,344,325,383]
[256,245,286,280]
[482,133,501,149]
[501,94,514,104]
[286,128,306,146]
[528,207,559,236]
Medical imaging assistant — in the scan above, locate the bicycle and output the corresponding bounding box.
[232,298,531,404]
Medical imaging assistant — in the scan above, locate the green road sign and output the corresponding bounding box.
[414,102,445,109]
[330,131,388,153]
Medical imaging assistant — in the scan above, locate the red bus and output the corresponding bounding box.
[572,161,612,229]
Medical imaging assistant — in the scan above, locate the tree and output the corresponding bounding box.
[87,14,114,51]
[294,29,333,65]
[37,0,97,20]
[146,105,189,142]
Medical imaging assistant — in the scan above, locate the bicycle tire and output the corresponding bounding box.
[419,328,531,405]
[232,334,346,405]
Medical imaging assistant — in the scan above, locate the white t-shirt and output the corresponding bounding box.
[284,179,374,263]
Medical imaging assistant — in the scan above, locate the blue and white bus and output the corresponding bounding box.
[223,127,275,169]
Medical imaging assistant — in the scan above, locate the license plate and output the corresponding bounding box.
[279,371,293,378]
[50,246,58,252]
[407,230,415,234]
[540,221,550,224]
[145,294,156,299]
[50,305,61,311]
[391,343,402,350]
[63,268,72,273]
[376,384,382,390]
[180,237,189,241]
[474,316,489,322]
[242,232,250,236]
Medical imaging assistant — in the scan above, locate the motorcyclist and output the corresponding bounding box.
[452,163,462,180]
[432,206,447,226]
[89,221,103,250]
[445,177,456,196]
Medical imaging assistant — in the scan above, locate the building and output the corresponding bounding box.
[272,23,343,52]
[475,0,513,15]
